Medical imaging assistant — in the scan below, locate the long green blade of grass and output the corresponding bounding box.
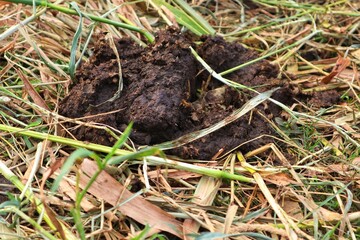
[50,148,98,192]
[68,2,83,80]
[0,124,130,155]
[0,124,254,182]
[153,0,214,35]
[172,0,216,35]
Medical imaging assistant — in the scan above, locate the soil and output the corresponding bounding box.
[0,175,16,204]
[59,28,340,160]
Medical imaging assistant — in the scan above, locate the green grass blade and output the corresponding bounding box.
[103,122,133,163]
[173,0,215,35]
[50,148,97,192]
[153,0,210,35]
[132,225,150,240]
[322,222,340,240]
[0,124,253,182]
[108,147,160,165]
[70,208,86,240]
[68,2,83,80]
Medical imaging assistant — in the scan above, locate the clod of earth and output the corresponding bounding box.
[59,28,340,160]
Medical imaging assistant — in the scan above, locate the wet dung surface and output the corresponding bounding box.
[59,29,339,159]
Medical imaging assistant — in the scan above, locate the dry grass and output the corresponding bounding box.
[0,0,359,239]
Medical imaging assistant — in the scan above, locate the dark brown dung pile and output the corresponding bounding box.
[59,28,339,159]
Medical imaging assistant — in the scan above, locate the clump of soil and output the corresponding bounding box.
[59,28,339,159]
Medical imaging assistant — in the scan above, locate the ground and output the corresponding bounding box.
[0,0,359,239]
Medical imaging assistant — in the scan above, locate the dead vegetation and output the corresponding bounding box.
[0,0,359,239]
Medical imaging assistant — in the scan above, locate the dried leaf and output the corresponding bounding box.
[15,68,50,111]
[351,48,360,60]
[253,173,300,238]
[281,199,303,220]
[168,170,201,179]
[43,203,66,240]
[265,172,297,186]
[321,56,351,84]
[139,16,153,32]
[160,5,179,27]
[327,164,349,174]
[0,1,10,8]
[79,159,183,238]
[297,195,343,223]
[223,204,238,234]
[40,156,67,240]
[318,207,342,222]
[183,176,221,237]
[338,68,356,81]
[112,0,138,24]
[59,180,97,212]
[352,157,360,166]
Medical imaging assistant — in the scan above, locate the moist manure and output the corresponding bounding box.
[59,28,339,159]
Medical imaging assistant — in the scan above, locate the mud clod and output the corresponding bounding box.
[59,29,340,159]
